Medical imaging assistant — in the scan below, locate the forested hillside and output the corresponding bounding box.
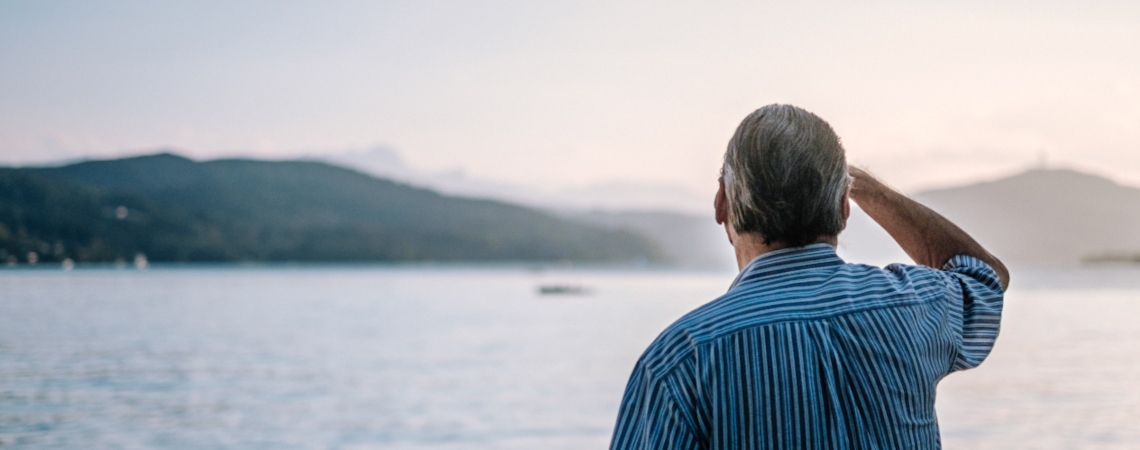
[0,154,664,264]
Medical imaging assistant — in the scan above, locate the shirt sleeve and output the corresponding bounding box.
[610,361,700,450]
[940,254,1005,372]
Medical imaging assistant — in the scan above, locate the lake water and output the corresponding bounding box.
[1,265,1139,449]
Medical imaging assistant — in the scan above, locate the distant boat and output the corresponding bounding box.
[537,284,589,295]
[134,253,149,270]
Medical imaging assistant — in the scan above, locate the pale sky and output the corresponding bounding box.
[2,0,1138,194]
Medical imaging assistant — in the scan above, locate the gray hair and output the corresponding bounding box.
[722,104,849,247]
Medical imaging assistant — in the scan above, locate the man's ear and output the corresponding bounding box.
[839,183,852,231]
[715,177,728,225]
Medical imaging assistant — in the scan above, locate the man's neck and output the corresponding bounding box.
[731,233,838,271]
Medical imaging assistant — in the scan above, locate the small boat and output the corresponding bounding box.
[538,284,589,295]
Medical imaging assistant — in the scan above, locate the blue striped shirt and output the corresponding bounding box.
[610,243,1004,449]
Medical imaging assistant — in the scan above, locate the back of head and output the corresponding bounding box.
[722,104,848,247]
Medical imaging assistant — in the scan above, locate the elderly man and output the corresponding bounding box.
[610,104,1009,449]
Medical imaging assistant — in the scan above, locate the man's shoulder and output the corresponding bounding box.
[638,261,953,375]
[702,262,940,323]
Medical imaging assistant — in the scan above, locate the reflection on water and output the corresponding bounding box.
[0,266,1138,449]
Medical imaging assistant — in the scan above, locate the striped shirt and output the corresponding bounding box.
[610,243,1004,449]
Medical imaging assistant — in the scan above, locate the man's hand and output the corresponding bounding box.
[848,166,1010,290]
[848,166,886,205]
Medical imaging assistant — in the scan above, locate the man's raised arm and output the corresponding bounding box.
[848,167,1010,290]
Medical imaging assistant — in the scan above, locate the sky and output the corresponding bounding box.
[2,0,1139,195]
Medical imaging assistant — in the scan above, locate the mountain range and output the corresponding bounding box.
[0,154,663,265]
[320,147,1140,267]
[567,167,1140,268]
[2,151,1136,268]
[313,147,714,214]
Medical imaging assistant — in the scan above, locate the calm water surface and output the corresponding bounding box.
[1,266,1138,449]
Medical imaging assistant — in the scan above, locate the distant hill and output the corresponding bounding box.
[912,168,1140,266]
[0,154,664,264]
[314,147,713,214]
[560,168,1140,270]
[570,210,736,270]
[570,168,1140,267]
[573,168,1140,270]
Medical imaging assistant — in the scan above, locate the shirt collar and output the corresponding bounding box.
[729,243,846,290]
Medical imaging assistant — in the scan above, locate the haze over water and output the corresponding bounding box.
[1,265,1137,449]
